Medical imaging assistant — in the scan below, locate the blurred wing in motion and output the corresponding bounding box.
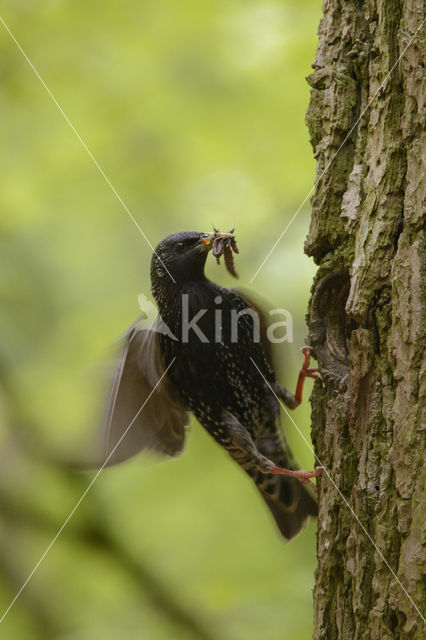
[101,318,189,467]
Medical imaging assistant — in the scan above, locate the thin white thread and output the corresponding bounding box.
[250,18,425,283]
[250,357,425,623]
[0,15,176,284]
[0,357,176,625]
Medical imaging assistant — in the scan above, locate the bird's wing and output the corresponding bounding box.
[229,287,278,373]
[101,318,189,467]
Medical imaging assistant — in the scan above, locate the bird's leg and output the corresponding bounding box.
[275,346,321,409]
[222,411,324,492]
[294,346,321,406]
[267,465,324,493]
[222,410,273,472]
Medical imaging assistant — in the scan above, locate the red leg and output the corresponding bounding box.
[268,464,324,492]
[293,346,321,408]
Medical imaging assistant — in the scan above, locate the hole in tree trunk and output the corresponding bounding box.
[308,271,356,387]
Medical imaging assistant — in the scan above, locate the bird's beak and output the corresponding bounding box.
[199,233,214,249]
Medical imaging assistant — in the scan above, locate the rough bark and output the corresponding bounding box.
[305,1,425,638]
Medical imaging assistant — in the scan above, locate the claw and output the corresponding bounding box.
[300,345,314,368]
[301,345,313,354]
[305,368,320,380]
[292,346,323,406]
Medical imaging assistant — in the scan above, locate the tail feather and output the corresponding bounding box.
[256,473,318,540]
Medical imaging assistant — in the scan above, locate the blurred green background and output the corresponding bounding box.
[0,1,322,638]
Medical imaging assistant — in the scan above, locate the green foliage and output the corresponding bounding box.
[0,1,321,638]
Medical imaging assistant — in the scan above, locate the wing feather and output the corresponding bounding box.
[101,318,189,467]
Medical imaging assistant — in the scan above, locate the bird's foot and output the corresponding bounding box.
[301,346,322,380]
[292,347,323,407]
[268,465,325,493]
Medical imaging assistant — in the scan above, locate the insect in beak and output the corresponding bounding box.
[202,228,239,278]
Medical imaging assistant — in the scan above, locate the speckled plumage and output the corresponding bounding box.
[103,231,317,539]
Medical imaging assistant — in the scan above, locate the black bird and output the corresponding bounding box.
[102,230,322,539]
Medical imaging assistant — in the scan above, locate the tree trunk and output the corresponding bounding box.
[304,1,425,639]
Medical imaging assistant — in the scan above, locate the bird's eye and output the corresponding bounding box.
[176,241,185,251]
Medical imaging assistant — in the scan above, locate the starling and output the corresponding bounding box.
[103,230,322,539]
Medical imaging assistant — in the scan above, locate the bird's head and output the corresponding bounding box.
[150,230,232,286]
